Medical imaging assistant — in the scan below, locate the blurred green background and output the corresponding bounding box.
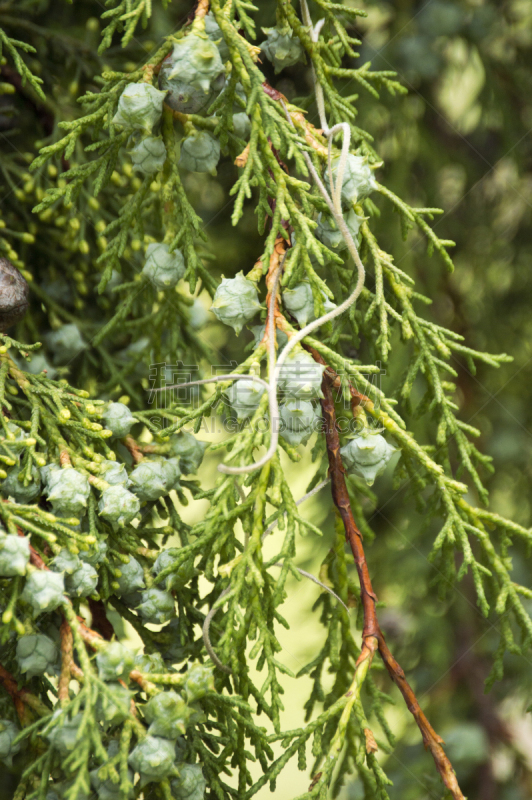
[1,1,531,798]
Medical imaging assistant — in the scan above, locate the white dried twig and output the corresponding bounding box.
[155,13,365,478]
[219,4,366,475]
[262,477,330,538]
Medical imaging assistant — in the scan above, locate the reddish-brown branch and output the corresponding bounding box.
[59,449,72,467]
[16,529,47,569]
[129,670,157,695]
[262,235,289,347]
[15,526,47,570]
[234,142,250,168]
[264,82,328,157]
[136,443,159,454]
[0,663,49,721]
[194,0,210,19]
[58,619,75,704]
[320,376,379,639]
[117,677,138,716]
[262,82,286,102]
[71,662,84,680]
[78,621,104,649]
[142,63,161,84]
[319,366,465,800]
[8,505,50,568]
[363,726,378,755]
[0,663,26,720]
[123,436,144,464]
[305,344,369,419]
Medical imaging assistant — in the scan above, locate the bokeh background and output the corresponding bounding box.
[1,1,531,798]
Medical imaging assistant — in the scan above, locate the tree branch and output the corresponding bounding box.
[58,618,83,705]
[0,663,49,720]
[319,361,465,800]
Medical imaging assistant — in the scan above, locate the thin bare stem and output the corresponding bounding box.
[269,563,349,612]
[202,476,344,671]
[152,374,270,394]
[262,477,330,538]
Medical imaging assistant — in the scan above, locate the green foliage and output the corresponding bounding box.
[0,2,531,800]
[0,29,45,100]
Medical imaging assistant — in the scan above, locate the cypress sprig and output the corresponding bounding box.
[0,3,530,800]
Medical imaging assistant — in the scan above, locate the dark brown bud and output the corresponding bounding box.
[0,258,29,332]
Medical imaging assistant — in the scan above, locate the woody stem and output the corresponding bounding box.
[319,361,465,800]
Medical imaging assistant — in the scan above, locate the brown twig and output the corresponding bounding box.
[363,726,378,754]
[15,524,47,570]
[16,530,47,569]
[194,0,210,19]
[142,63,161,83]
[234,142,250,168]
[308,772,323,791]
[305,344,369,419]
[129,670,157,695]
[0,663,26,720]
[117,677,138,716]
[262,81,328,155]
[319,364,465,800]
[59,449,72,467]
[58,619,75,705]
[58,619,86,696]
[0,663,49,721]
[321,382,379,638]
[261,235,289,348]
[123,435,144,464]
[11,523,148,704]
[262,82,286,102]
[9,506,49,568]
[77,620,104,649]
